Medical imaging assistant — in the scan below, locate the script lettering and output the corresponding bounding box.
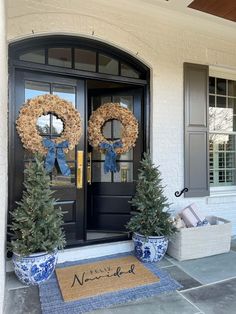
[71,264,135,287]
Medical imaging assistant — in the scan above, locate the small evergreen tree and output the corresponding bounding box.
[126,153,176,237]
[9,154,65,256]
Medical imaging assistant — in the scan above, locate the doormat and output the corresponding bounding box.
[39,253,182,314]
[56,256,160,302]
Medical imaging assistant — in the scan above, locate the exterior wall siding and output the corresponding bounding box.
[0,0,7,311]
[6,0,236,239]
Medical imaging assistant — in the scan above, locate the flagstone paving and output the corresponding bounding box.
[4,239,236,314]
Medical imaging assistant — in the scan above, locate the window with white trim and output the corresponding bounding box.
[209,77,236,187]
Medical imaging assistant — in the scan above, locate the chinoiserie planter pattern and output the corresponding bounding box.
[12,250,58,285]
[133,233,168,262]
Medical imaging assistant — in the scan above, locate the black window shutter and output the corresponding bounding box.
[184,63,209,197]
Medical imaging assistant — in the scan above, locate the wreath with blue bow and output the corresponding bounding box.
[16,94,82,176]
[88,103,138,174]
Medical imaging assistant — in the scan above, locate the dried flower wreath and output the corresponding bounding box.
[88,103,138,155]
[16,94,82,155]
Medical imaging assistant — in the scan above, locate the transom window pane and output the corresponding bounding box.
[18,47,144,79]
[19,49,45,64]
[75,49,96,72]
[121,63,140,79]
[98,54,119,75]
[48,48,72,68]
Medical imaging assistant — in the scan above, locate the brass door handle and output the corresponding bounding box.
[77,151,83,189]
[87,152,92,185]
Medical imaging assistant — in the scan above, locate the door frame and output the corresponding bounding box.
[8,36,150,247]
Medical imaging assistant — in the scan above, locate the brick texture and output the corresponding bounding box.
[2,4,236,310]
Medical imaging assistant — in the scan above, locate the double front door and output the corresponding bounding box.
[10,70,144,246]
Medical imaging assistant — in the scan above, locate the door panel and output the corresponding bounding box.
[87,88,143,232]
[10,70,85,245]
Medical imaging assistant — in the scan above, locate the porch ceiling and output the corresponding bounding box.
[188,0,236,23]
[141,0,236,24]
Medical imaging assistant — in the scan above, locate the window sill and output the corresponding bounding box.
[207,188,236,205]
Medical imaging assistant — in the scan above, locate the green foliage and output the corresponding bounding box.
[9,154,66,256]
[126,153,176,237]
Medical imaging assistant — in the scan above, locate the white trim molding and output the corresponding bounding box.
[6,241,134,272]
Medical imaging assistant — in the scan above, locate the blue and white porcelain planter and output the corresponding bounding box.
[133,232,168,262]
[12,250,58,285]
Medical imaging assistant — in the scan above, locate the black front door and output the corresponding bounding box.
[10,72,145,245]
[10,70,86,246]
[87,86,143,233]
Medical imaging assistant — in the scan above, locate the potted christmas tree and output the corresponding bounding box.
[126,153,176,262]
[9,154,65,285]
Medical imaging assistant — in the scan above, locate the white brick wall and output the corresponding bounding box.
[4,0,236,277]
[0,0,7,312]
[6,0,236,232]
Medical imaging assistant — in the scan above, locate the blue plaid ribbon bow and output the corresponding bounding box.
[43,138,71,176]
[100,140,123,174]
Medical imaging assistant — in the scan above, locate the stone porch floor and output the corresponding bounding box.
[4,239,236,314]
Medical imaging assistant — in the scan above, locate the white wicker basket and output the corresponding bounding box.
[167,216,232,261]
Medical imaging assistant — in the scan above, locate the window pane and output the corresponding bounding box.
[91,96,112,111]
[118,149,133,160]
[113,96,133,111]
[52,115,64,135]
[92,147,133,161]
[216,78,226,95]
[65,148,75,162]
[51,162,75,186]
[228,98,236,114]
[229,80,236,97]
[99,54,119,75]
[92,150,105,161]
[216,96,226,108]
[113,162,133,182]
[101,96,112,104]
[37,115,50,134]
[209,134,236,187]
[75,49,96,72]
[92,162,111,182]
[209,77,215,94]
[52,85,75,105]
[48,48,72,68]
[25,81,50,101]
[209,95,215,107]
[102,121,112,138]
[24,150,34,161]
[19,49,45,64]
[121,63,140,78]
[209,107,233,132]
[113,120,122,138]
